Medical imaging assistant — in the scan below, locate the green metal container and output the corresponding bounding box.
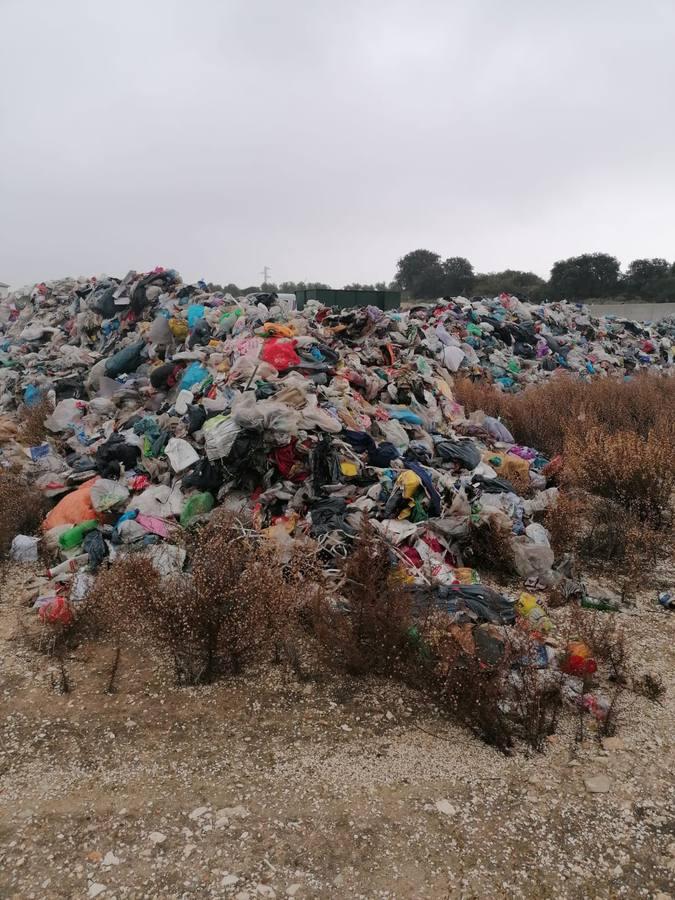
[295,288,400,312]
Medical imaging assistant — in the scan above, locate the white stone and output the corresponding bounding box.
[435,799,457,816]
[584,775,611,794]
[189,806,209,820]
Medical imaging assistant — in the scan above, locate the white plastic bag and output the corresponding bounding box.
[204,416,241,461]
[90,478,130,511]
[45,399,85,433]
[10,534,39,562]
[165,438,199,473]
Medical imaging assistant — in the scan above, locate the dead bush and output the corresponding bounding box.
[544,491,669,577]
[453,371,675,462]
[567,604,630,685]
[85,517,300,684]
[311,523,418,678]
[564,423,675,525]
[632,672,666,703]
[0,474,45,559]
[436,636,514,752]
[428,624,562,753]
[452,376,505,419]
[544,492,589,558]
[464,519,517,578]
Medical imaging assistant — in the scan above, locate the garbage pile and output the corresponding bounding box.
[1,269,672,716]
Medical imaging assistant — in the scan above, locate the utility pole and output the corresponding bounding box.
[260,266,271,287]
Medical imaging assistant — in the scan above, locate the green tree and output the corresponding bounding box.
[394,249,446,298]
[623,258,670,299]
[548,253,620,300]
[473,269,546,300]
[442,256,474,296]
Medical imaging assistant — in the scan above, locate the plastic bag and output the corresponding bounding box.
[134,484,185,518]
[37,596,73,626]
[232,394,300,436]
[10,534,39,562]
[45,399,85,433]
[204,416,241,461]
[441,345,465,371]
[187,304,206,328]
[43,478,100,531]
[260,338,301,370]
[179,362,208,391]
[511,537,555,579]
[164,437,199,473]
[104,340,146,378]
[90,479,130,511]
[377,418,410,451]
[180,492,215,526]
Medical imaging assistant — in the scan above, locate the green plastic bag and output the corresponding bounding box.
[180,492,215,526]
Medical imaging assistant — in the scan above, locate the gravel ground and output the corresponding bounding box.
[0,563,674,899]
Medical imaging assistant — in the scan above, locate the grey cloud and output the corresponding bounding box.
[1,0,674,287]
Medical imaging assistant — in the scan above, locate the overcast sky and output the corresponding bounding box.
[1,0,674,289]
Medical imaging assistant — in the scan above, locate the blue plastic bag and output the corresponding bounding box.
[179,362,208,390]
[187,305,206,328]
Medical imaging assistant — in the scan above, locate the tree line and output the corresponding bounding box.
[393,250,675,303]
[207,251,675,303]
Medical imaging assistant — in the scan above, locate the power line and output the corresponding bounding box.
[260,265,271,286]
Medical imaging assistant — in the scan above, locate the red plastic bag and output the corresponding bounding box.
[260,338,301,370]
[38,596,73,626]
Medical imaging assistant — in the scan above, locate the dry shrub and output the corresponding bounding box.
[632,672,666,703]
[464,519,517,577]
[452,376,505,419]
[18,396,53,446]
[430,625,562,753]
[581,498,666,573]
[544,492,590,557]
[86,517,299,684]
[564,422,675,524]
[544,491,670,576]
[453,372,675,461]
[435,634,514,752]
[567,604,630,685]
[311,523,418,677]
[562,605,632,739]
[0,474,45,559]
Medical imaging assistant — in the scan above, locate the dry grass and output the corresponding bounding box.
[454,372,675,460]
[455,372,675,563]
[564,422,675,524]
[545,495,669,578]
